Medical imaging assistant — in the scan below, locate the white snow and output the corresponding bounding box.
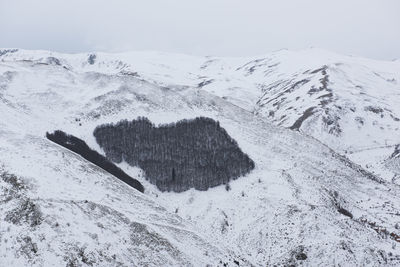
[1,48,400,266]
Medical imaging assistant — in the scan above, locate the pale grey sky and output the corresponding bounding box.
[0,0,399,60]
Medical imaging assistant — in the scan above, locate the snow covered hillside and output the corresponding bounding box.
[4,48,397,182]
[1,48,400,266]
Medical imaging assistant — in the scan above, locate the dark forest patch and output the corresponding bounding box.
[46,131,144,193]
[93,117,255,192]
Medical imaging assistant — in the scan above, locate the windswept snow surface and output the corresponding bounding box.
[1,48,400,266]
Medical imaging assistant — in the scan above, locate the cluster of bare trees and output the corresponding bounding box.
[94,117,255,192]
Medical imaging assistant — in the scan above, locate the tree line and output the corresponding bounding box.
[46,130,145,193]
[94,117,255,192]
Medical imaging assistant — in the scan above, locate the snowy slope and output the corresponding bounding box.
[3,48,397,181]
[0,135,236,266]
[1,48,400,266]
[0,50,245,266]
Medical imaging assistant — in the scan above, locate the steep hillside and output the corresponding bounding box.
[0,50,245,266]
[1,48,400,266]
[0,132,238,266]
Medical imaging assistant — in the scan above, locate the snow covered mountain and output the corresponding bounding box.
[1,48,400,266]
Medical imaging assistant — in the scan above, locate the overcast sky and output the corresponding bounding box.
[0,0,399,60]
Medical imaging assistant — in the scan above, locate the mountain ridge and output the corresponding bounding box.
[1,48,400,266]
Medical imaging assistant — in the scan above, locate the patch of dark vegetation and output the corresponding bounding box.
[200,59,217,69]
[65,245,97,267]
[119,70,139,77]
[259,79,308,110]
[0,48,18,57]
[267,62,280,68]
[360,218,400,243]
[289,107,316,131]
[320,73,329,91]
[291,79,310,91]
[18,236,39,260]
[295,252,308,260]
[322,111,342,136]
[87,54,96,65]
[308,66,332,98]
[322,114,336,126]
[1,171,44,228]
[235,57,267,73]
[225,183,231,191]
[317,92,333,99]
[307,86,319,95]
[257,80,287,106]
[391,144,400,158]
[390,114,400,122]
[330,190,353,219]
[5,198,43,227]
[197,79,214,88]
[337,207,353,219]
[94,117,255,192]
[247,65,258,74]
[46,131,144,193]
[272,97,286,107]
[77,246,96,266]
[310,66,327,74]
[355,116,365,126]
[46,57,61,66]
[284,246,308,265]
[218,256,246,267]
[128,221,191,264]
[1,171,26,195]
[365,106,384,114]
